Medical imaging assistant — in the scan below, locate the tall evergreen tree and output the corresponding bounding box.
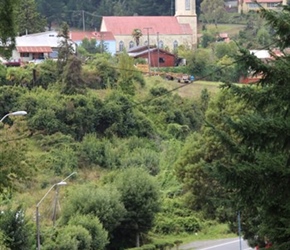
[0,0,19,58]
[16,0,46,35]
[57,22,75,74]
[36,0,66,30]
[207,5,290,249]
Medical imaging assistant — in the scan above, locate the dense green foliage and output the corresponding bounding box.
[0,0,19,58]
[15,0,46,35]
[111,167,160,248]
[0,206,34,250]
[35,0,174,30]
[0,50,207,249]
[176,5,290,250]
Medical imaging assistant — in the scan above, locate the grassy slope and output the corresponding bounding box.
[138,76,222,100]
[197,23,246,36]
[12,77,225,243]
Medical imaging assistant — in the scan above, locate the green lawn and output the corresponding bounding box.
[150,223,236,246]
[198,23,245,36]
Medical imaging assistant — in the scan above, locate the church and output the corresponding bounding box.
[100,0,197,53]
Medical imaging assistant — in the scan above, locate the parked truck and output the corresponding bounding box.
[177,74,194,83]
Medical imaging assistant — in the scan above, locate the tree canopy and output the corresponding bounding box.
[177,5,290,249]
[0,0,19,58]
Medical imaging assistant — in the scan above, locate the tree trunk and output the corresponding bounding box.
[136,232,140,247]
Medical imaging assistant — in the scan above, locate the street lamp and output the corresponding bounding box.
[0,111,27,123]
[36,172,76,250]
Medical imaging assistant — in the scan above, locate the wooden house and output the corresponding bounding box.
[128,45,176,68]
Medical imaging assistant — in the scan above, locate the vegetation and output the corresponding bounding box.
[176,4,290,250]
[0,51,210,249]
[0,0,19,58]
[2,1,290,250]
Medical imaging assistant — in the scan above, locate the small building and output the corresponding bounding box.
[69,31,116,55]
[224,0,239,12]
[128,45,176,68]
[238,0,287,13]
[12,31,76,63]
[239,49,283,83]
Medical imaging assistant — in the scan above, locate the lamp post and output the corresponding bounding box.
[36,172,76,250]
[0,111,27,123]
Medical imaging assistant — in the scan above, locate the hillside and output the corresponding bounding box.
[0,67,227,250]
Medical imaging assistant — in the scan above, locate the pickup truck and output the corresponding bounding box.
[177,74,194,83]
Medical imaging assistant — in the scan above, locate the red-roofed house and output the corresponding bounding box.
[238,0,287,13]
[128,45,177,67]
[100,0,197,54]
[69,31,116,54]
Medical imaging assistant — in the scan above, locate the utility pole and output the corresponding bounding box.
[157,32,160,71]
[238,211,242,250]
[82,10,85,32]
[143,27,152,74]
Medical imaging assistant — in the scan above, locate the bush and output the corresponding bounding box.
[46,145,78,174]
[0,206,34,250]
[68,214,109,250]
[56,225,92,250]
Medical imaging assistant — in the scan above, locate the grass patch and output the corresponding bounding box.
[138,75,221,100]
[198,23,245,36]
[150,223,236,246]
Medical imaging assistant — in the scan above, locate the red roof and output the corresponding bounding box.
[70,31,115,41]
[102,16,192,35]
[243,0,282,3]
[16,46,52,53]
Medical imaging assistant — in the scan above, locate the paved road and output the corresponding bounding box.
[178,237,254,250]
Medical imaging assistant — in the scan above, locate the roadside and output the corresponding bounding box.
[178,237,253,250]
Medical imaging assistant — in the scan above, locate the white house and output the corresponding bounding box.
[12,31,76,63]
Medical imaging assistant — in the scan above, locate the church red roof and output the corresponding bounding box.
[70,31,115,41]
[102,16,192,35]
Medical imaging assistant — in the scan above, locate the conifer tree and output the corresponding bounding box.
[209,5,290,249]
[0,0,19,58]
[57,22,75,75]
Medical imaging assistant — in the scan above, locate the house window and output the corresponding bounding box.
[267,3,277,7]
[159,57,165,63]
[32,53,44,59]
[248,3,259,8]
[129,41,134,48]
[158,40,164,49]
[173,40,178,50]
[20,52,29,57]
[119,41,124,51]
[185,0,190,10]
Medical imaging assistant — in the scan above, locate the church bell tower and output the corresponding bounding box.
[175,0,197,47]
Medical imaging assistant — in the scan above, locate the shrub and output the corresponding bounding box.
[56,225,92,250]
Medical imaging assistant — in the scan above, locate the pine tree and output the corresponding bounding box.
[210,5,290,249]
[0,0,19,58]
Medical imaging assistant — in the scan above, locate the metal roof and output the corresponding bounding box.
[16,46,53,53]
[101,16,192,35]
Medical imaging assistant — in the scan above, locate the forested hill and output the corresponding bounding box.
[35,0,204,30]
[36,0,173,30]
